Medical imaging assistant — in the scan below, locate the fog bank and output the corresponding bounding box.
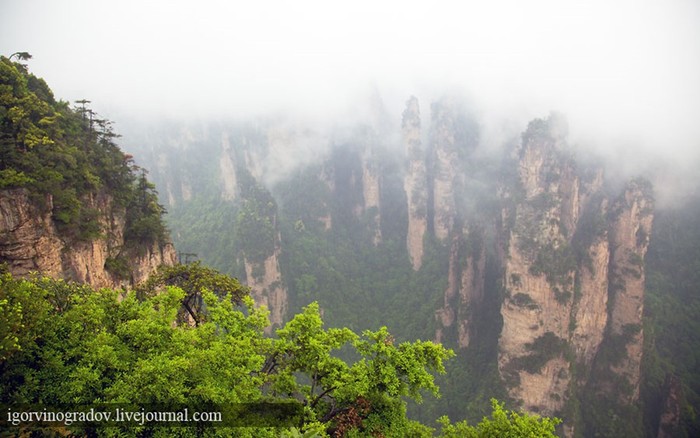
[2,0,699,201]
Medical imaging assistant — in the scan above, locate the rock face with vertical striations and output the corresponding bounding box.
[495,114,654,434]
[243,239,287,330]
[357,103,387,246]
[597,178,654,401]
[360,149,382,246]
[0,188,176,289]
[498,115,579,414]
[429,100,460,241]
[402,96,427,270]
[233,165,289,330]
[219,132,239,201]
[435,225,486,348]
[570,196,609,367]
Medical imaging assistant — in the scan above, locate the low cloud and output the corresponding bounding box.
[2,0,699,201]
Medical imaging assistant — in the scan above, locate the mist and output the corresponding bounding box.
[2,0,700,202]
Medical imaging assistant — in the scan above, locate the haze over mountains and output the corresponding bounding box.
[2,0,700,203]
[2,1,700,436]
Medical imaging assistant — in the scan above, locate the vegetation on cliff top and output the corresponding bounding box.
[0,55,167,243]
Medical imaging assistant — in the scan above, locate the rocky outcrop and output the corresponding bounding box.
[326,133,383,245]
[603,179,654,402]
[435,226,485,348]
[429,100,460,241]
[220,132,239,201]
[243,241,288,330]
[0,188,176,289]
[0,190,63,277]
[233,167,289,330]
[317,167,334,231]
[402,96,428,270]
[361,157,382,246]
[657,375,683,438]
[496,116,654,427]
[571,220,609,366]
[498,118,578,414]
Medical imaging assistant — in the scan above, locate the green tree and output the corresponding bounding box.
[8,51,32,62]
[437,399,561,437]
[0,54,168,244]
[125,169,168,243]
[0,270,476,437]
[267,302,454,437]
[137,262,249,325]
[0,272,274,436]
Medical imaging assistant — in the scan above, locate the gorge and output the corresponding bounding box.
[118,93,685,436]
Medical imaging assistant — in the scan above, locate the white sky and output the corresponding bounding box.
[2,0,700,184]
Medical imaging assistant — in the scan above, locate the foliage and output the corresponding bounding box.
[437,399,561,437]
[520,118,551,146]
[265,302,455,437]
[136,262,249,326]
[234,167,278,267]
[0,55,167,243]
[529,242,576,287]
[104,255,131,280]
[165,195,240,275]
[502,332,568,388]
[0,271,475,437]
[0,168,33,187]
[124,170,168,244]
[0,272,273,436]
[235,201,276,266]
[510,292,539,310]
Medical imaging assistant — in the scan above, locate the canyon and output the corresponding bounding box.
[120,95,658,435]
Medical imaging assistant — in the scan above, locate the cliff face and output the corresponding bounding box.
[495,116,654,430]
[402,97,427,270]
[219,132,239,201]
[219,139,288,331]
[599,179,654,402]
[243,240,287,329]
[435,226,485,348]
[570,196,609,367]
[361,156,382,246]
[336,133,384,246]
[429,100,460,241]
[0,188,176,288]
[498,119,579,414]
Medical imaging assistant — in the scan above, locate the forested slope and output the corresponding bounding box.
[0,55,175,287]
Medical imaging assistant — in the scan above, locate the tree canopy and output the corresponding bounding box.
[0,267,560,437]
[0,54,166,243]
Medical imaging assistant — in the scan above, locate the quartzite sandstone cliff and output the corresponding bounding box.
[494,117,653,432]
[0,188,176,288]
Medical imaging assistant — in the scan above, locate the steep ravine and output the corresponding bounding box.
[123,98,660,435]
